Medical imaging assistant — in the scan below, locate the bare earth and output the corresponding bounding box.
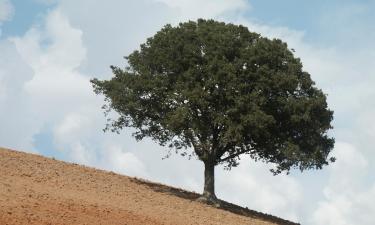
[0,148,299,225]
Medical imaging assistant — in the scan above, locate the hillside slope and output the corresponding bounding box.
[0,148,299,225]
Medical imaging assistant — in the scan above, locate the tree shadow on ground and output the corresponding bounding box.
[130,177,300,225]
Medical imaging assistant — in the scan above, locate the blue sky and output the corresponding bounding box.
[1,0,49,36]
[1,0,375,224]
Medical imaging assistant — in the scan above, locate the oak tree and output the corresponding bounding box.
[91,19,335,203]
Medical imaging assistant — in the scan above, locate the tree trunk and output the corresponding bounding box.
[201,161,217,202]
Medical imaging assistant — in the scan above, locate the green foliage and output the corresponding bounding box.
[91,19,334,174]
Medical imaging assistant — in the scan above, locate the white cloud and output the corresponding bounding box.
[54,113,91,145]
[13,9,87,87]
[357,109,375,142]
[101,145,148,177]
[68,142,93,164]
[0,39,37,151]
[0,75,6,102]
[218,159,302,221]
[12,9,94,122]
[312,142,375,225]
[0,8,93,152]
[0,0,13,23]
[325,143,368,192]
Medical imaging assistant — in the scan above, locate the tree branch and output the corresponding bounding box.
[217,148,254,163]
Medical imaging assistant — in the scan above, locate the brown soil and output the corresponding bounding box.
[0,147,299,225]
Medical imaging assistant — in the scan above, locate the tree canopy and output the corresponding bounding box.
[91,19,334,202]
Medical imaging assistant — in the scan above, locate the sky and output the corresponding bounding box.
[1,0,375,224]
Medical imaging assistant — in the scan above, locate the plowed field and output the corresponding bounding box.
[0,148,298,225]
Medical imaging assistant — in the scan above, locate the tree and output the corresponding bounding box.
[91,19,335,204]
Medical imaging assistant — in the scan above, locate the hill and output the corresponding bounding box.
[0,147,299,225]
